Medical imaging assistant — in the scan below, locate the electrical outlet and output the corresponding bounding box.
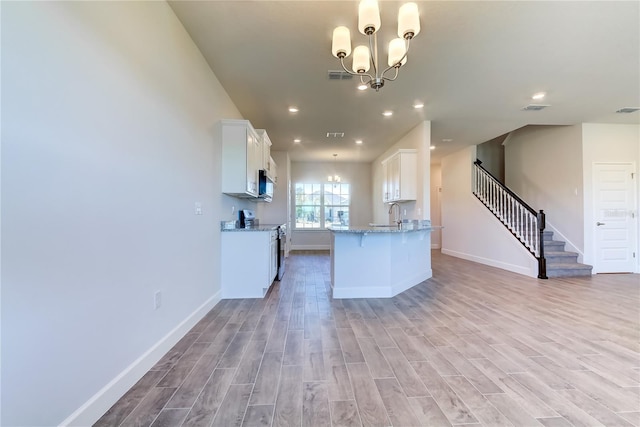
[154,291,162,310]
[194,202,202,215]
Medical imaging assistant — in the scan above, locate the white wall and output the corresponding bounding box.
[1,2,249,425]
[430,164,442,248]
[290,161,372,250]
[582,123,640,272]
[504,125,585,254]
[441,146,538,277]
[372,121,431,224]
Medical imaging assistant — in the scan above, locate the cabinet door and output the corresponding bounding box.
[270,236,278,282]
[263,134,271,173]
[398,151,417,201]
[382,162,390,202]
[389,154,401,201]
[270,157,278,185]
[246,128,259,196]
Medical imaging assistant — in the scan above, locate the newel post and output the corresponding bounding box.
[537,210,548,279]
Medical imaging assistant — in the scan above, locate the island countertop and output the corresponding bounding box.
[328,223,441,234]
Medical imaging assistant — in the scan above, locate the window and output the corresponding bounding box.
[295,182,350,229]
[324,183,350,227]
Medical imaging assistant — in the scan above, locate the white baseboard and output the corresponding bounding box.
[431,243,441,249]
[441,248,537,278]
[290,244,330,251]
[332,270,432,299]
[60,291,221,427]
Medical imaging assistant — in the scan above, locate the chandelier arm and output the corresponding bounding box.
[338,56,360,76]
[382,66,400,82]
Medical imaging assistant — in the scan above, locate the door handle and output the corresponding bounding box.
[596,222,605,226]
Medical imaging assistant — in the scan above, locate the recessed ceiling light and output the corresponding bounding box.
[414,103,424,109]
[382,111,393,117]
[442,138,453,142]
[355,140,363,145]
[288,106,299,113]
[532,92,546,100]
[293,138,301,143]
[357,84,368,91]
[430,145,436,150]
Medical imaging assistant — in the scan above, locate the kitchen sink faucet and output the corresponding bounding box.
[388,202,402,228]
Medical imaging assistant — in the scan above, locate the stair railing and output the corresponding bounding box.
[472,160,547,279]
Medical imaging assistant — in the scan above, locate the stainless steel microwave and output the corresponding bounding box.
[258,170,273,202]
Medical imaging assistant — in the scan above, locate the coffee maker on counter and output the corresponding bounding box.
[238,209,256,228]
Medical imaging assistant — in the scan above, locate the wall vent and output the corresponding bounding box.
[616,107,640,113]
[326,132,345,138]
[522,104,550,111]
[327,70,353,80]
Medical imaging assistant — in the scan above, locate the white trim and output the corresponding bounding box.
[59,292,221,427]
[545,221,584,263]
[290,244,330,251]
[332,270,432,299]
[431,243,441,249]
[441,248,537,278]
[331,269,433,299]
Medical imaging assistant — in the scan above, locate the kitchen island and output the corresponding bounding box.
[329,222,438,299]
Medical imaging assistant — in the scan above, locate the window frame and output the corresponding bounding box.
[294,181,351,230]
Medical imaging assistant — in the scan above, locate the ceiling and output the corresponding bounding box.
[169,1,640,164]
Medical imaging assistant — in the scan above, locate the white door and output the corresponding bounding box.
[593,163,637,273]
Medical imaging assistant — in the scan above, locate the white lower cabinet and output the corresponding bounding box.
[221,230,277,299]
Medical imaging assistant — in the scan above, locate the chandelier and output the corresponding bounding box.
[331,0,420,92]
[328,154,341,183]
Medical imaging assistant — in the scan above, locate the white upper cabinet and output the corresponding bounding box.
[256,129,270,169]
[220,119,261,198]
[256,129,277,182]
[269,156,278,185]
[381,149,417,203]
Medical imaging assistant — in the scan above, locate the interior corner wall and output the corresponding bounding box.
[1,2,246,425]
[290,161,372,250]
[582,123,640,272]
[476,134,506,183]
[441,146,538,277]
[371,121,431,224]
[504,125,585,254]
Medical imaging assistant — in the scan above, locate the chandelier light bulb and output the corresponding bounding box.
[388,38,407,67]
[352,45,371,73]
[358,0,381,35]
[398,2,420,39]
[332,26,352,58]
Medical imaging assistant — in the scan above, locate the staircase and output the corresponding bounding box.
[543,230,593,277]
[473,160,594,279]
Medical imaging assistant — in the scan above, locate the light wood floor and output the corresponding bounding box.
[95,251,640,427]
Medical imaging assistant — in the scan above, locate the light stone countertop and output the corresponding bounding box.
[221,223,283,232]
[328,224,441,234]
